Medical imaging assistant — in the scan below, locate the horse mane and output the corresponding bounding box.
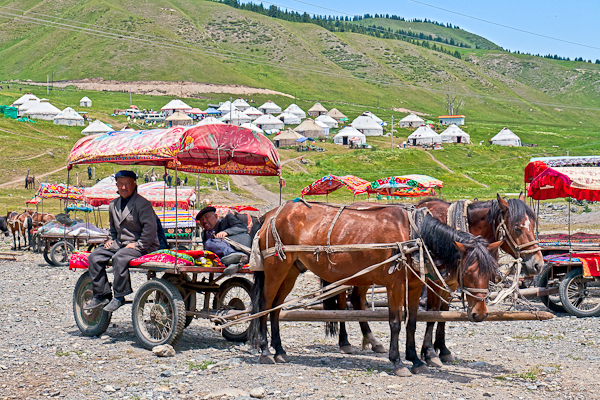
[416,197,450,207]
[419,214,497,279]
[485,198,537,232]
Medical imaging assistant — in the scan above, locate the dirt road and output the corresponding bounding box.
[230,175,280,205]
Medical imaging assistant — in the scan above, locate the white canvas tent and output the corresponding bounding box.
[254,114,284,131]
[407,126,441,145]
[81,120,113,135]
[11,94,39,107]
[24,99,61,120]
[165,111,193,127]
[80,96,92,107]
[283,104,306,119]
[399,113,425,128]
[315,114,338,128]
[194,117,225,126]
[232,98,250,111]
[161,99,192,115]
[273,129,304,147]
[221,109,252,126]
[440,124,470,144]
[362,111,383,124]
[217,101,238,114]
[240,123,264,134]
[53,107,85,126]
[243,107,263,120]
[278,112,301,125]
[17,98,40,117]
[258,101,282,114]
[491,128,521,147]
[315,120,330,136]
[351,115,383,136]
[334,126,366,145]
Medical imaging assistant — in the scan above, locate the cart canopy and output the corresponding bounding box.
[527,166,600,201]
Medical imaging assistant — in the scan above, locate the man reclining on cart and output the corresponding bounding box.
[85,170,159,312]
[196,206,250,275]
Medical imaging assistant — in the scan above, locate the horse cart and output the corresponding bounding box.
[68,124,281,348]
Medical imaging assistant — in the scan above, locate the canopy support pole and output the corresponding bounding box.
[174,165,179,268]
[279,178,282,206]
[568,197,572,256]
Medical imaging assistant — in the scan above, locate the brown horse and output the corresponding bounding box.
[30,212,55,227]
[249,201,497,376]
[7,210,33,250]
[25,175,35,189]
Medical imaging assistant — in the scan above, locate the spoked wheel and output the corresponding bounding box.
[162,273,196,328]
[43,242,56,266]
[31,233,41,253]
[51,241,75,266]
[214,277,253,342]
[559,268,600,318]
[132,279,186,350]
[536,264,566,313]
[73,271,112,336]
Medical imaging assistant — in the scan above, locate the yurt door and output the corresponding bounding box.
[457,136,462,143]
[343,136,348,145]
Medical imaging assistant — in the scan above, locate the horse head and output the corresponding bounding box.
[495,193,544,276]
[454,240,501,323]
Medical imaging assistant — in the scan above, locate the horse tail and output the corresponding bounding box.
[248,271,265,348]
[322,279,339,337]
[25,216,33,246]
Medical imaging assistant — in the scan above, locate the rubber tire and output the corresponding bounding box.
[559,268,600,318]
[31,234,41,253]
[73,271,112,337]
[43,243,56,266]
[51,241,75,266]
[162,273,195,328]
[536,264,566,313]
[184,292,197,329]
[132,279,186,350]
[215,277,253,342]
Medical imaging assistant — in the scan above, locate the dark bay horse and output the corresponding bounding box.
[249,201,497,376]
[0,217,9,237]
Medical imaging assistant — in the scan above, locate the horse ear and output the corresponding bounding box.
[453,241,467,254]
[497,193,508,212]
[518,192,526,202]
[487,241,502,252]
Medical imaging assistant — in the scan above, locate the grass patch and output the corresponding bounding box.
[186,360,215,371]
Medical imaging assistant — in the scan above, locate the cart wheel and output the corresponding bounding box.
[559,268,600,318]
[536,264,566,313]
[31,234,40,253]
[162,273,196,328]
[215,277,253,342]
[43,243,56,266]
[132,279,186,350]
[51,241,75,266]
[73,271,112,336]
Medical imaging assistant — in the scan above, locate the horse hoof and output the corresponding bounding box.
[372,344,386,353]
[340,345,354,354]
[259,355,276,364]
[411,364,430,374]
[426,357,443,368]
[275,354,290,363]
[393,366,412,377]
[440,354,455,363]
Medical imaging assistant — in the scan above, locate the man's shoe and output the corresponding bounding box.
[84,296,111,311]
[103,298,126,313]
[222,263,242,276]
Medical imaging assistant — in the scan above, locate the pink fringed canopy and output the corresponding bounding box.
[301,175,374,197]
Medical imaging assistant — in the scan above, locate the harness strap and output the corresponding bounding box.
[327,205,345,247]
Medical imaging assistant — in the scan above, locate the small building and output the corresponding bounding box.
[11,93,39,107]
[81,120,113,135]
[161,99,192,115]
[221,109,251,126]
[399,113,425,128]
[254,114,284,131]
[80,96,92,107]
[407,126,441,145]
[314,120,330,136]
[165,111,193,127]
[24,99,61,120]
[351,115,383,136]
[491,128,521,147]
[278,112,301,125]
[440,124,470,144]
[232,98,250,111]
[307,102,328,117]
[17,98,40,117]
[54,107,85,126]
[258,100,282,115]
[362,111,383,124]
[294,118,326,138]
[333,126,366,146]
[315,114,338,129]
[438,115,465,125]
[283,104,306,119]
[243,107,263,120]
[273,129,304,148]
[327,108,348,123]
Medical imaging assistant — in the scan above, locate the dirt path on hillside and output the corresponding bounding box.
[230,175,280,205]
[425,151,490,188]
[0,166,67,188]
[22,79,293,98]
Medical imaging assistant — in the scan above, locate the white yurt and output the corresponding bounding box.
[254,114,284,130]
[258,100,282,115]
[440,124,470,144]
[161,99,192,115]
[315,114,338,129]
[491,128,521,147]
[243,107,263,120]
[217,101,238,114]
[17,98,40,117]
[240,123,264,134]
[194,117,226,126]
[333,126,366,146]
[294,119,326,138]
[362,111,383,124]
[278,112,301,125]
[165,111,193,127]
[81,120,113,135]
[24,99,61,120]
[231,98,250,111]
[80,96,92,107]
[351,115,383,136]
[407,126,441,145]
[307,102,328,117]
[399,113,425,128]
[11,93,39,107]
[53,107,85,126]
[315,120,330,136]
[283,104,306,119]
[221,109,252,126]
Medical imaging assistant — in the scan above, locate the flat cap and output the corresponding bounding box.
[115,170,137,180]
[196,206,217,220]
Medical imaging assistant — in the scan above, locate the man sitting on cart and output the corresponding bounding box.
[85,170,159,312]
[196,206,250,275]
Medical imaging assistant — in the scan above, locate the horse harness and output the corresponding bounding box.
[494,215,542,258]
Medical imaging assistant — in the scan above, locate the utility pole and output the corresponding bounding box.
[390,116,394,152]
[230,96,233,124]
[51,72,54,91]
[46,75,49,94]
[129,86,132,106]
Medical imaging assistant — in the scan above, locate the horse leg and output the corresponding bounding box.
[405,279,429,374]
[421,283,443,368]
[321,280,352,353]
[352,286,386,353]
[270,267,300,363]
[337,291,353,354]
[434,289,455,364]
[387,283,411,377]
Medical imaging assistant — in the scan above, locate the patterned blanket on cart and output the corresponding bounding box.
[544,253,600,277]
[539,232,600,246]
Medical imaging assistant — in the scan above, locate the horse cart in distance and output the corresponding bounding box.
[526,157,600,317]
[68,124,281,348]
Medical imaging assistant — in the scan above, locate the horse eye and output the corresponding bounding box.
[514,226,522,233]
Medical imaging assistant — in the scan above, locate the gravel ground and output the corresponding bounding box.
[1,248,599,400]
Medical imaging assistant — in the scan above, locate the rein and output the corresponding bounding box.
[495,215,542,258]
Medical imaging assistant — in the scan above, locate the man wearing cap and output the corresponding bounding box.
[85,170,159,312]
[196,207,250,275]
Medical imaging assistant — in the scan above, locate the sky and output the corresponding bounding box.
[251,0,600,62]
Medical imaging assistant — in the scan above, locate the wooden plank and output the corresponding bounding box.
[0,251,23,256]
[278,310,554,322]
[0,255,17,261]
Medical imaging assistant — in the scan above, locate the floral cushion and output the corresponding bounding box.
[129,249,194,266]
[69,250,91,270]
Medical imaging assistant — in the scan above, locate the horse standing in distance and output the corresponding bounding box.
[25,175,35,189]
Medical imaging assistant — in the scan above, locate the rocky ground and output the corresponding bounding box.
[0,243,599,400]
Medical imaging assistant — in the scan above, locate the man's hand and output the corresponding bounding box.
[104,240,113,249]
[215,231,228,239]
[125,243,136,249]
